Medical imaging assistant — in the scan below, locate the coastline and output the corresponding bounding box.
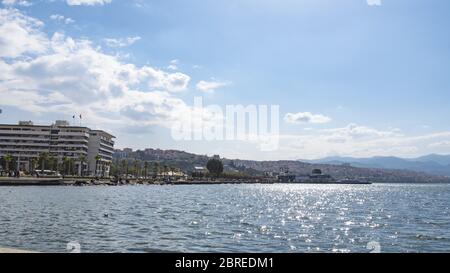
[1,177,448,186]
[0,177,277,186]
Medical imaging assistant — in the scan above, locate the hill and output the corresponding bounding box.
[303,154,450,176]
[114,148,450,183]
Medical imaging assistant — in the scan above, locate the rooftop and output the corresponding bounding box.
[0,121,115,138]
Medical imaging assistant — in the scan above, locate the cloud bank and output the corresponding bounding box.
[284,112,331,124]
[196,80,230,93]
[0,8,192,133]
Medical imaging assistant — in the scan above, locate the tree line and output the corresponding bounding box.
[0,153,105,177]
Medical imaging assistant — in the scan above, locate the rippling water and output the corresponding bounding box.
[1,184,449,253]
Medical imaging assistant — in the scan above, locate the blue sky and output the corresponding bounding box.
[1,0,450,160]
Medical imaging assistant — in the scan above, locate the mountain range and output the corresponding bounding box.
[301,154,450,176]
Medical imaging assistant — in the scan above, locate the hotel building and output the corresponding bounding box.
[0,120,115,176]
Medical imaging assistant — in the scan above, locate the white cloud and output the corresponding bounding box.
[323,123,401,142]
[1,0,32,6]
[0,8,48,58]
[104,36,141,48]
[284,112,331,124]
[429,141,450,148]
[203,125,450,161]
[50,14,75,24]
[367,0,381,6]
[261,127,450,160]
[66,0,111,6]
[0,8,192,133]
[196,80,230,93]
[167,59,179,70]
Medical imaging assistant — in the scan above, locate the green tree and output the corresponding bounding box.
[38,152,49,175]
[110,161,119,177]
[62,156,70,176]
[3,154,13,172]
[48,156,57,172]
[29,158,38,173]
[121,159,128,178]
[206,158,224,178]
[134,159,140,178]
[144,161,149,179]
[69,158,76,176]
[78,155,86,176]
[163,165,168,179]
[153,162,160,179]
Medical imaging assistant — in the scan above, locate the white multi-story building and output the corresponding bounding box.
[87,130,115,177]
[0,120,115,176]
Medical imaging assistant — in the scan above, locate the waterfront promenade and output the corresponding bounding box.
[0,177,276,186]
[0,177,66,186]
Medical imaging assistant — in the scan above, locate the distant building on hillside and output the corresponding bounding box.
[115,148,133,159]
[277,167,296,183]
[123,148,133,153]
[192,166,207,177]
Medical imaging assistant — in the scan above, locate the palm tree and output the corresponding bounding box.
[110,160,119,177]
[69,158,75,176]
[95,155,101,177]
[3,154,13,173]
[78,155,86,177]
[153,162,159,179]
[29,158,38,173]
[38,152,49,175]
[49,156,57,172]
[121,159,127,178]
[134,159,140,178]
[144,161,149,179]
[163,165,168,179]
[62,156,69,176]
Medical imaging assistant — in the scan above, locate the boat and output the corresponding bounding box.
[296,169,372,184]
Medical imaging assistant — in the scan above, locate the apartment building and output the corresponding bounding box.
[87,130,115,177]
[0,120,115,176]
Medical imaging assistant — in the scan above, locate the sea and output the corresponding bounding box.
[0,183,449,253]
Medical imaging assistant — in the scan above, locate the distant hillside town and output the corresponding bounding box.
[113,148,450,184]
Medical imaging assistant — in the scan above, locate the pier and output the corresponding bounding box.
[0,177,65,186]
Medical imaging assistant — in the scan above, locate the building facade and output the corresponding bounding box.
[0,121,115,176]
[87,130,115,176]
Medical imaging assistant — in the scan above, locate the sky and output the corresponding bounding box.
[0,0,450,160]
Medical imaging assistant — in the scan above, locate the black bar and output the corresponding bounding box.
[0,253,448,272]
